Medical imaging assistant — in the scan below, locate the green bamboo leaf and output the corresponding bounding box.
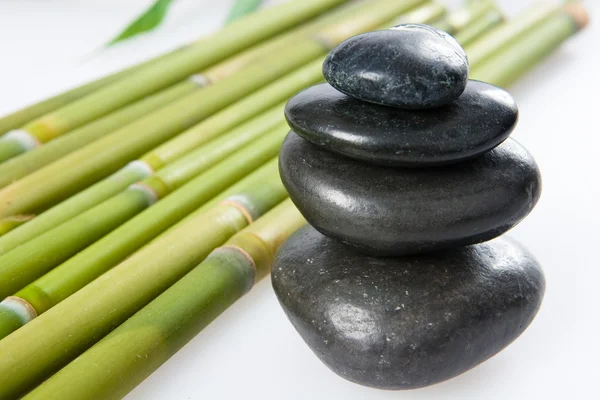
[107,0,175,46]
[226,0,266,23]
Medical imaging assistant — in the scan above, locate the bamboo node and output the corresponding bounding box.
[2,130,40,151]
[219,197,255,224]
[214,245,257,275]
[0,296,37,324]
[127,160,155,177]
[564,2,589,31]
[128,182,159,206]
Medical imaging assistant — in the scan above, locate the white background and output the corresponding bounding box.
[0,1,598,399]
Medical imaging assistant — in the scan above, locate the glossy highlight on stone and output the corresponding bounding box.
[285,81,518,167]
[272,225,545,390]
[322,24,469,109]
[279,132,541,256]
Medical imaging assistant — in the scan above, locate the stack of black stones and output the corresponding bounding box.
[272,25,546,390]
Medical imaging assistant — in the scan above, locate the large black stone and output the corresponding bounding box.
[285,81,518,167]
[322,25,469,109]
[272,225,545,390]
[279,132,541,256]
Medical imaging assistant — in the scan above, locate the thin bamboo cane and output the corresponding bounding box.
[0,171,289,400]
[390,2,447,26]
[0,77,201,189]
[23,199,304,400]
[454,9,505,47]
[470,3,588,88]
[0,53,318,219]
[0,159,282,341]
[0,0,366,175]
[0,44,193,136]
[19,0,350,142]
[465,1,562,68]
[0,124,288,300]
[0,57,322,249]
[434,0,496,34]
[0,0,423,220]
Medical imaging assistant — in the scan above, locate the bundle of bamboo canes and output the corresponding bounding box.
[0,0,587,398]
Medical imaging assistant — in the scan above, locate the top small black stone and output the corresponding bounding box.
[323,24,469,109]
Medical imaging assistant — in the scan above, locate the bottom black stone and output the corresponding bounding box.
[272,225,545,390]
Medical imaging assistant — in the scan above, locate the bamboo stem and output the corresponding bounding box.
[0,52,319,219]
[0,48,181,135]
[153,117,288,191]
[0,188,155,299]
[465,1,562,68]
[0,0,422,220]
[454,9,505,47]
[0,159,283,340]
[0,56,321,248]
[0,161,153,253]
[0,124,288,301]
[0,79,200,189]
[390,2,447,26]
[141,57,324,169]
[0,0,359,173]
[20,0,349,143]
[439,0,496,34]
[470,3,587,88]
[0,173,289,400]
[23,199,304,400]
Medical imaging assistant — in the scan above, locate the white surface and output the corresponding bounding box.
[0,1,598,399]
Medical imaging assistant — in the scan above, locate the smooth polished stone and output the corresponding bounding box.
[284,81,518,167]
[322,24,469,109]
[279,132,541,256]
[272,225,545,390]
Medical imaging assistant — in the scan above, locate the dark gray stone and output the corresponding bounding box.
[272,225,545,390]
[322,24,469,109]
[285,81,518,167]
[279,132,541,256]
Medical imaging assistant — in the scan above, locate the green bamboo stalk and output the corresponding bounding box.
[141,56,323,169]
[470,3,588,88]
[390,1,446,26]
[18,0,349,143]
[152,115,287,191]
[437,0,496,34]
[0,158,283,340]
[0,0,422,221]
[200,0,368,84]
[0,0,365,177]
[23,199,303,400]
[0,172,289,400]
[0,51,316,220]
[0,216,33,235]
[0,108,284,251]
[0,124,287,300]
[454,8,505,47]
[0,78,201,189]
[465,1,562,68]
[0,48,181,135]
[0,57,323,250]
[226,0,266,23]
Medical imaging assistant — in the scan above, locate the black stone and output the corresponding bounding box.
[279,132,541,256]
[272,225,545,390]
[285,81,518,167]
[322,25,469,109]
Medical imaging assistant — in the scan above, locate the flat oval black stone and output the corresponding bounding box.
[322,25,469,109]
[272,225,545,390]
[285,81,518,167]
[279,132,541,256]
